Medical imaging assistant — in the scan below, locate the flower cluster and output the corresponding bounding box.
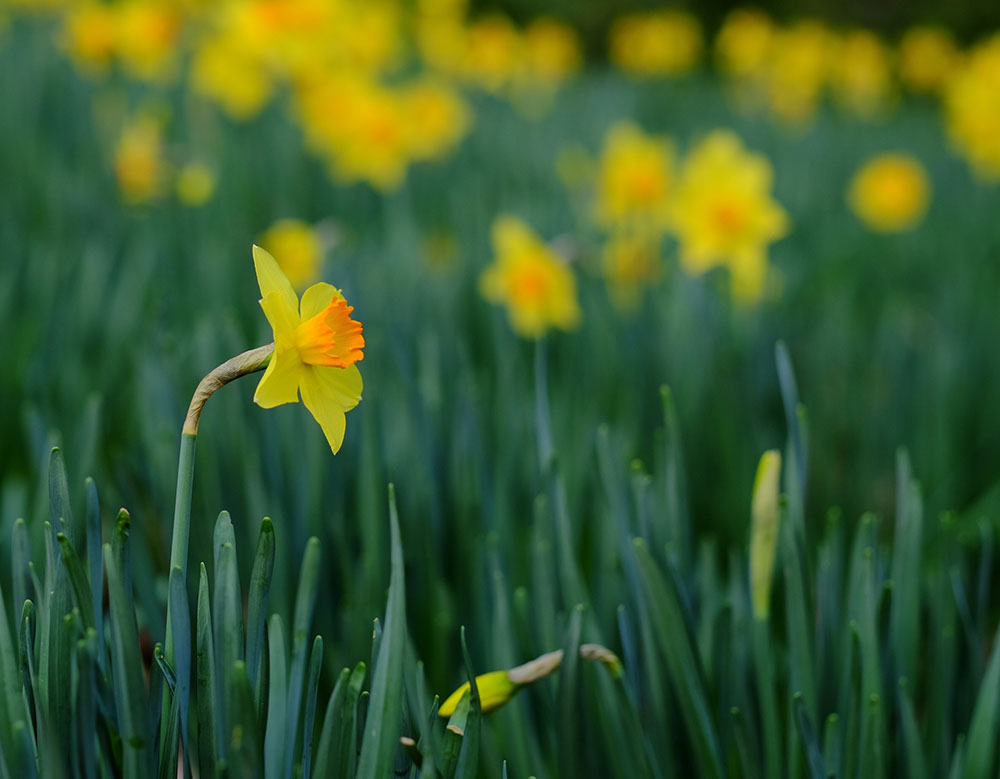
[945,34,1000,181]
[585,123,789,305]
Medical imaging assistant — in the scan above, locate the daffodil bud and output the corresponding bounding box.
[749,450,782,620]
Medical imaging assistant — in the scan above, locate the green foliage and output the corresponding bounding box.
[2,21,1000,779]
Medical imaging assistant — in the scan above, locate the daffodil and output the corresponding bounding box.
[898,26,962,95]
[479,216,581,338]
[669,130,789,302]
[847,153,929,233]
[830,30,895,118]
[609,9,702,77]
[114,115,166,204]
[594,122,675,231]
[259,219,323,291]
[252,245,364,453]
[945,34,1000,181]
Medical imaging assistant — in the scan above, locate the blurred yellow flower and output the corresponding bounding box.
[62,4,118,73]
[252,245,364,454]
[670,130,789,302]
[595,122,675,231]
[602,232,663,310]
[114,1,182,82]
[461,14,521,92]
[400,79,471,162]
[945,34,1000,181]
[259,219,323,291]
[610,9,702,77]
[830,30,895,118]
[175,163,216,207]
[898,26,962,95]
[480,216,581,338]
[847,153,929,233]
[765,21,833,126]
[191,31,274,119]
[522,17,581,84]
[715,9,775,80]
[114,115,166,204]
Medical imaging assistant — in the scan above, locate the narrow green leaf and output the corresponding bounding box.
[48,447,74,543]
[556,607,583,778]
[336,663,367,778]
[11,519,32,632]
[228,661,263,779]
[301,636,324,779]
[793,693,826,779]
[264,614,287,779]
[214,539,244,761]
[57,533,96,634]
[454,626,481,779]
[246,517,275,714]
[312,667,349,779]
[84,479,104,670]
[356,485,407,779]
[960,621,1000,779]
[285,538,321,779]
[170,566,192,770]
[196,563,218,779]
[898,680,927,779]
[890,450,922,685]
[105,537,149,777]
[633,538,724,779]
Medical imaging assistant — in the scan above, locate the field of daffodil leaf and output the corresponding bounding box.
[3,1,1000,778]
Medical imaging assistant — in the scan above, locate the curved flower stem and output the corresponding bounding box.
[162,344,274,735]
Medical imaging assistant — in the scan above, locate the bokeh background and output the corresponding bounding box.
[2,0,1000,775]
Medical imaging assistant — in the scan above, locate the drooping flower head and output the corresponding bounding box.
[847,153,929,233]
[252,246,364,453]
[669,130,789,302]
[479,216,581,339]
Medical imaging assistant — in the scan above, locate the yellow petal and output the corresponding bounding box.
[300,282,340,319]
[439,671,521,718]
[252,245,300,320]
[253,348,302,409]
[260,291,300,346]
[308,363,363,412]
[299,365,354,453]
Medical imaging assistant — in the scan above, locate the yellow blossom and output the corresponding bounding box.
[114,115,166,204]
[898,26,962,95]
[175,163,216,206]
[830,30,895,118]
[609,10,702,77]
[765,21,834,127]
[114,1,182,82]
[602,231,663,311]
[460,14,522,92]
[62,4,118,73]
[400,79,471,162]
[252,245,363,454]
[259,219,323,291]
[191,31,274,119]
[847,153,929,233]
[594,122,675,231]
[479,216,581,338]
[945,34,1000,181]
[715,9,775,80]
[669,130,789,302]
[522,18,581,84]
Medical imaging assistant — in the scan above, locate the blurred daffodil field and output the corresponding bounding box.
[3,0,1000,777]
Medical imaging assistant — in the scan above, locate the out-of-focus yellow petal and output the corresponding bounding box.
[299,366,351,453]
[439,671,521,717]
[300,282,340,319]
[259,291,300,346]
[253,349,302,409]
[252,245,300,317]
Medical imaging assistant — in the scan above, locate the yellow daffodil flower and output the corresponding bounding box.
[479,216,581,339]
[259,219,323,291]
[609,9,703,77]
[898,26,962,95]
[252,246,363,454]
[715,9,775,81]
[595,122,675,231]
[439,670,520,717]
[848,153,929,233]
[945,34,1000,181]
[669,130,789,303]
[114,115,166,204]
[175,163,217,207]
[830,30,895,118]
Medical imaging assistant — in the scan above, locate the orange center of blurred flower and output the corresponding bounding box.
[295,297,365,368]
[512,265,548,304]
[711,199,746,235]
[628,169,664,204]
